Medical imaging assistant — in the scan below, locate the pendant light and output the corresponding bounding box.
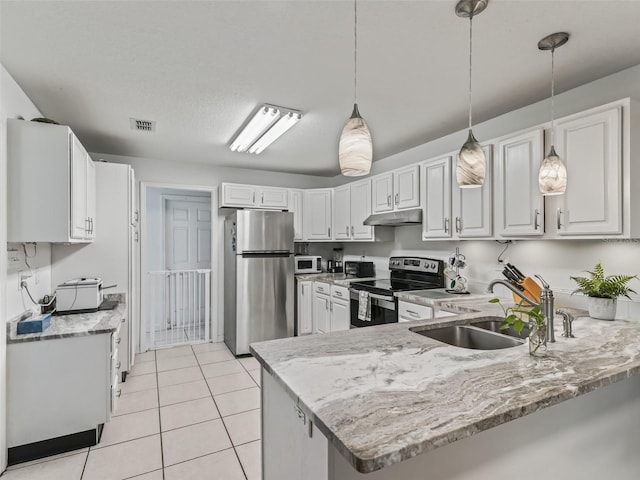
[538,32,569,195]
[339,0,372,177]
[455,0,488,188]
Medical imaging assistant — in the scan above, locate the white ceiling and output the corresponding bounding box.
[2,1,640,177]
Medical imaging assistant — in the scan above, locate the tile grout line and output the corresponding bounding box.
[151,351,167,480]
[192,344,250,480]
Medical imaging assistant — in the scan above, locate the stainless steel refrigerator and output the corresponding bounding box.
[224,210,294,355]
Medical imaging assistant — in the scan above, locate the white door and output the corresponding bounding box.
[371,173,393,213]
[313,294,330,334]
[259,187,289,209]
[303,189,332,240]
[330,299,350,332]
[164,198,212,270]
[422,156,452,239]
[555,106,622,235]
[394,165,420,210]
[452,145,493,238]
[494,128,544,236]
[350,179,373,240]
[70,136,88,240]
[333,185,351,240]
[221,183,256,208]
[297,281,313,335]
[85,158,96,240]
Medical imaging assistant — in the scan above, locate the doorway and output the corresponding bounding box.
[143,186,214,350]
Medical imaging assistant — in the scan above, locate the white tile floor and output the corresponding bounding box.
[1,342,261,480]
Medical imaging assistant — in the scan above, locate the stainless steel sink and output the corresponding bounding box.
[470,316,530,339]
[411,325,525,350]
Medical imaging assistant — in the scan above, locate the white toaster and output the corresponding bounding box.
[56,278,103,312]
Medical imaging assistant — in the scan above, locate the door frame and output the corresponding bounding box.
[140,182,218,352]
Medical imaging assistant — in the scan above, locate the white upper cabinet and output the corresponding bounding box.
[552,105,622,236]
[421,155,452,239]
[452,145,493,238]
[332,179,373,242]
[303,189,333,240]
[372,173,394,213]
[288,189,304,241]
[372,166,420,214]
[7,119,96,243]
[494,128,545,237]
[220,183,289,209]
[393,165,420,210]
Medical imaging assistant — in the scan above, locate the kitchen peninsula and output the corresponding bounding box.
[251,302,640,480]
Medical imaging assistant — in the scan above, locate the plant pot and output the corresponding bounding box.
[588,297,617,320]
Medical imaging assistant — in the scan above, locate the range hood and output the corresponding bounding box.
[363,208,422,226]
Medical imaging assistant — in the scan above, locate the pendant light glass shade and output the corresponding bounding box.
[340,0,372,177]
[455,0,488,188]
[538,146,567,195]
[457,130,486,188]
[538,32,569,195]
[339,104,372,176]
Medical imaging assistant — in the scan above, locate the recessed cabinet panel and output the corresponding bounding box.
[333,185,351,240]
[260,187,289,209]
[422,156,452,239]
[394,165,420,210]
[303,189,332,240]
[288,189,304,241]
[350,179,373,240]
[297,280,313,335]
[372,173,394,213]
[222,184,256,207]
[452,145,493,238]
[495,128,544,237]
[555,106,622,235]
[313,293,330,334]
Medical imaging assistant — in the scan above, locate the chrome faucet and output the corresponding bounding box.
[556,309,575,338]
[486,275,556,343]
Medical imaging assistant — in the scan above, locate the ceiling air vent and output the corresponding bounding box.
[130,118,156,132]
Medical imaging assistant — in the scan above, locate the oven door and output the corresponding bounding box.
[349,290,397,328]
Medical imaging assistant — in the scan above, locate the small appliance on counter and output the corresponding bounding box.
[294,255,322,274]
[327,248,344,273]
[345,260,375,278]
[55,278,117,314]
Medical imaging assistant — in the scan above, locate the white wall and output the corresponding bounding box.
[0,64,46,472]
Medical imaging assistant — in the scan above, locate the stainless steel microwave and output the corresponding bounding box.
[294,256,322,274]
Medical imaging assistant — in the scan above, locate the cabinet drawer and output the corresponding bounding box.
[314,282,330,295]
[398,301,433,321]
[331,285,349,300]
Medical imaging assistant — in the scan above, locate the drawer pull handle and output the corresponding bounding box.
[406,310,420,317]
[335,291,342,297]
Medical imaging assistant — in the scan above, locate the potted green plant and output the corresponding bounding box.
[489,298,547,356]
[570,263,637,320]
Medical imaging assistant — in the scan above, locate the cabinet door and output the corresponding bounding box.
[333,185,351,240]
[495,129,544,236]
[330,299,350,332]
[259,187,289,209]
[288,189,304,241]
[452,145,493,238]
[221,183,257,207]
[70,135,88,240]
[303,190,333,240]
[393,165,420,210]
[313,293,330,334]
[555,106,622,235]
[371,173,393,213]
[422,156,452,239]
[297,281,313,335]
[350,179,373,240]
[85,158,96,240]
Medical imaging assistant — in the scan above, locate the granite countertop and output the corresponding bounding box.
[394,288,492,305]
[7,293,126,344]
[295,273,378,287]
[250,302,640,474]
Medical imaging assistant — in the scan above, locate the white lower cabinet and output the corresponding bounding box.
[7,329,119,450]
[263,370,328,480]
[398,301,433,322]
[297,280,314,335]
[310,282,351,334]
[330,285,350,331]
[494,128,545,237]
[313,283,331,334]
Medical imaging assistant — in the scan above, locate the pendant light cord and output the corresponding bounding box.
[354,0,358,105]
[468,14,473,131]
[550,47,555,146]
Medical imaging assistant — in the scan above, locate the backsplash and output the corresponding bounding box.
[6,243,52,320]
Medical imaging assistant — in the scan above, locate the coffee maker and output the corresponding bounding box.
[327,248,344,273]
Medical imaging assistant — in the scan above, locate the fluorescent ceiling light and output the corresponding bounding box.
[229,104,302,154]
[249,112,302,154]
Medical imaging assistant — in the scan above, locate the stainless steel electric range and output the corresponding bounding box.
[349,256,445,328]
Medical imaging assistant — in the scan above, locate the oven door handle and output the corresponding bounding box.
[350,289,395,304]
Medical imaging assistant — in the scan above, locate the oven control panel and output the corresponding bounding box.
[389,257,441,274]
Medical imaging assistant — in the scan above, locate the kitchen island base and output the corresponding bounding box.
[263,369,640,479]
